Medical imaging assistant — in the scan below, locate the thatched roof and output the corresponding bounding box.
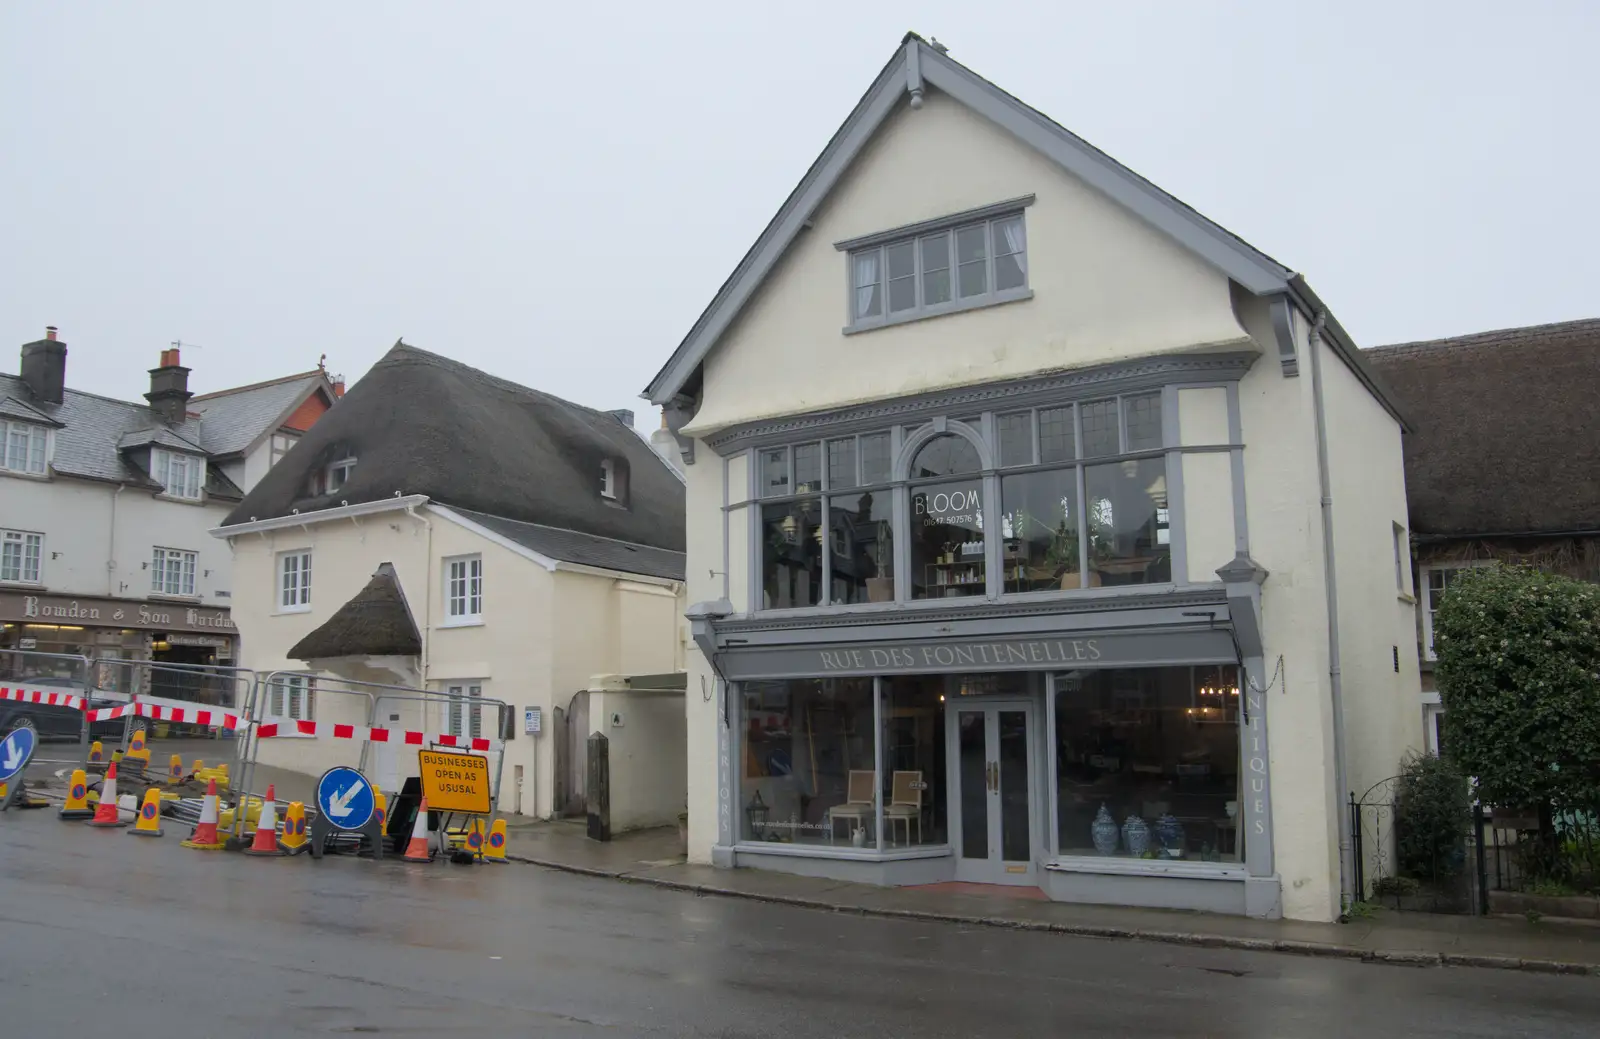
[1365,318,1600,538]
[288,563,421,659]
[223,342,684,553]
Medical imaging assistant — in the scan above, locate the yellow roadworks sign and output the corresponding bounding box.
[418,750,491,815]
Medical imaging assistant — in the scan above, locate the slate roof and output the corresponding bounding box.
[224,343,687,560]
[288,563,422,659]
[0,373,242,498]
[1365,318,1600,538]
[449,506,687,581]
[189,371,332,458]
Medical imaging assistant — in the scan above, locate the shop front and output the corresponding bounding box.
[0,592,237,706]
[694,592,1278,916]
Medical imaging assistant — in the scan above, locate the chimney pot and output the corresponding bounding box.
[45,326,57,341]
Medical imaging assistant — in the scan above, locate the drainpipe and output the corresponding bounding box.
[1306,308,1354,909]
[107,483,125,595]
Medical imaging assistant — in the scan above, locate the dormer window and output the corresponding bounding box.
[151,447,204,500]
[600,459,616,499]
[327,458,356,493]
[1,420,48,475]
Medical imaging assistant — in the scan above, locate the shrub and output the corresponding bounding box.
[1394,752,1471,881]
[1434,565,1600,810]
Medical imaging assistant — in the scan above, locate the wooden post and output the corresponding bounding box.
[586,732,610,842]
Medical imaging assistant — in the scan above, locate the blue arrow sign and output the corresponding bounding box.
[0,726,37,784]
[315,766,375,830]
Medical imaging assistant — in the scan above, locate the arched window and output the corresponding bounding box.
[907,433,987,600]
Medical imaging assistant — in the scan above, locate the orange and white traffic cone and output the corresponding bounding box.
[59,769,95,820]
[181,778,227,850]
[402,798,433,862]
[483,819,509,864]
[244,785,284,857]
[86,763,127,828]
[128,787,164,837]
[279,802,308,854]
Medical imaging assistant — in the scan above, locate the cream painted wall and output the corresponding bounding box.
[226,506,684,822]
[684,89,1254,435]
[590,688,688,832]
[1,474,233,606]
[1316,333,1424,813]
[1180,452,1236,583]
[1177,387,1231,448]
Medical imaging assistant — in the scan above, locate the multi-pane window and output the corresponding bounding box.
[850,213,1028,326]
[1422,565,1485,660]
[445,555,484,622]
[278,550,312,611]
[151,546,198,597]
[268,674,314,720]
[1,529,43,583]
[151,448,204,500]
[753,391,1174,611]
[326,458,356,493]
[1,420,48,475]
[269,433,296,468]
[446,683,483,739]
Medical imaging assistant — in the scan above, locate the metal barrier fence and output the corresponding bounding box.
[235,671,512,842]
[1,649,95,769]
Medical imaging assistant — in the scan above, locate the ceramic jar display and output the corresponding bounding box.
[1091,804,1119,855]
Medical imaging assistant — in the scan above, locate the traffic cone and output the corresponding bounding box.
[190,758,204,775]
[483,819,508,864]
[402,798,433,862]
[88,741,104,764]
[59,769,95,820]
[129,787,164,837]
[244,786,283,857]
[180,778,227,850]
[167,754,184,784]
[126,727,150,765]
[279,802,308,854]
[86,763,127,828]
[465,817,486,860]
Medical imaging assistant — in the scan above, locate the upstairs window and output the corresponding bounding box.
[278,550,312,611]
[151,447,204,500]
[600,459,616,499]
[326,457,356,493]
[1,420,48,475]
[151,546,198,597]
[444,554,484,623]
[1,529,43,584]
[269,432,296,468]
[844,202,1030,331]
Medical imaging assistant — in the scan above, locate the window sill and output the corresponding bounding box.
[437,618,485,629]
[1046,855,1246,881]
[0,579,45,589]
[150,593,202,603]
[733,841,951,862]
[753,581,1198,618]
[155,493,209,506]
[0,468,51,481]
[275,605,312,616]
[844,288,1033,336]
[1397,592,1416,605]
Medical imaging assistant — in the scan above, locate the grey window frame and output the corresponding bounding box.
[749,389,1180,613]
[840,198,1034,334]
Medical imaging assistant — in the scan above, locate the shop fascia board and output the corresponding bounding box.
[209,495,432,539]
[708,588,1232,649]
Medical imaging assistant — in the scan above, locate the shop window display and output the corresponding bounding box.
[1054,666,1241,862]
[741,678,877,847]
[881,676,949,847]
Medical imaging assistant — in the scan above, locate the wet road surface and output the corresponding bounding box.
[2,811,1596,1037]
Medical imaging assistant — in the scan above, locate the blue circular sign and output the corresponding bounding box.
[315,766,375,831]
[0,726,37,784]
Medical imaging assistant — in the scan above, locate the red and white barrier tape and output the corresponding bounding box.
[84,700,242,730]
[255,719,493,752]
[1,687,88,712]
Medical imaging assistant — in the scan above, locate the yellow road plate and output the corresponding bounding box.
[418,750,492,815]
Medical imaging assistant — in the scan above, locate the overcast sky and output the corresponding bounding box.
[3,3,1594,427]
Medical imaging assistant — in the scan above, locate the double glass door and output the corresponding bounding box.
[949,701,1035,883]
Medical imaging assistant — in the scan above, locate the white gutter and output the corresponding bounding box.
[1307,309,1354,910]
[208,494,431,538]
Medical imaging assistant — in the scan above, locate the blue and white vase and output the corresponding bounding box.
[1122,815,1150,857]
[1155,814,1185,857]
[1090,804,1119,855]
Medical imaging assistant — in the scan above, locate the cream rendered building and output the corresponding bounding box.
[646,35,1421,922]
[217,343,687,824]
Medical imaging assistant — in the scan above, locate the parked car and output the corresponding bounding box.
[0,679,126,742]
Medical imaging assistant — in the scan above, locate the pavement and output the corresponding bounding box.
[2,809,1597,1037]
[503,819,1600,975]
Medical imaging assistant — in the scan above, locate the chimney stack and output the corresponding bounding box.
[606,408,635,427]
[332,377,345,398]
[145,347,193,424]
[20,326,67,404]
